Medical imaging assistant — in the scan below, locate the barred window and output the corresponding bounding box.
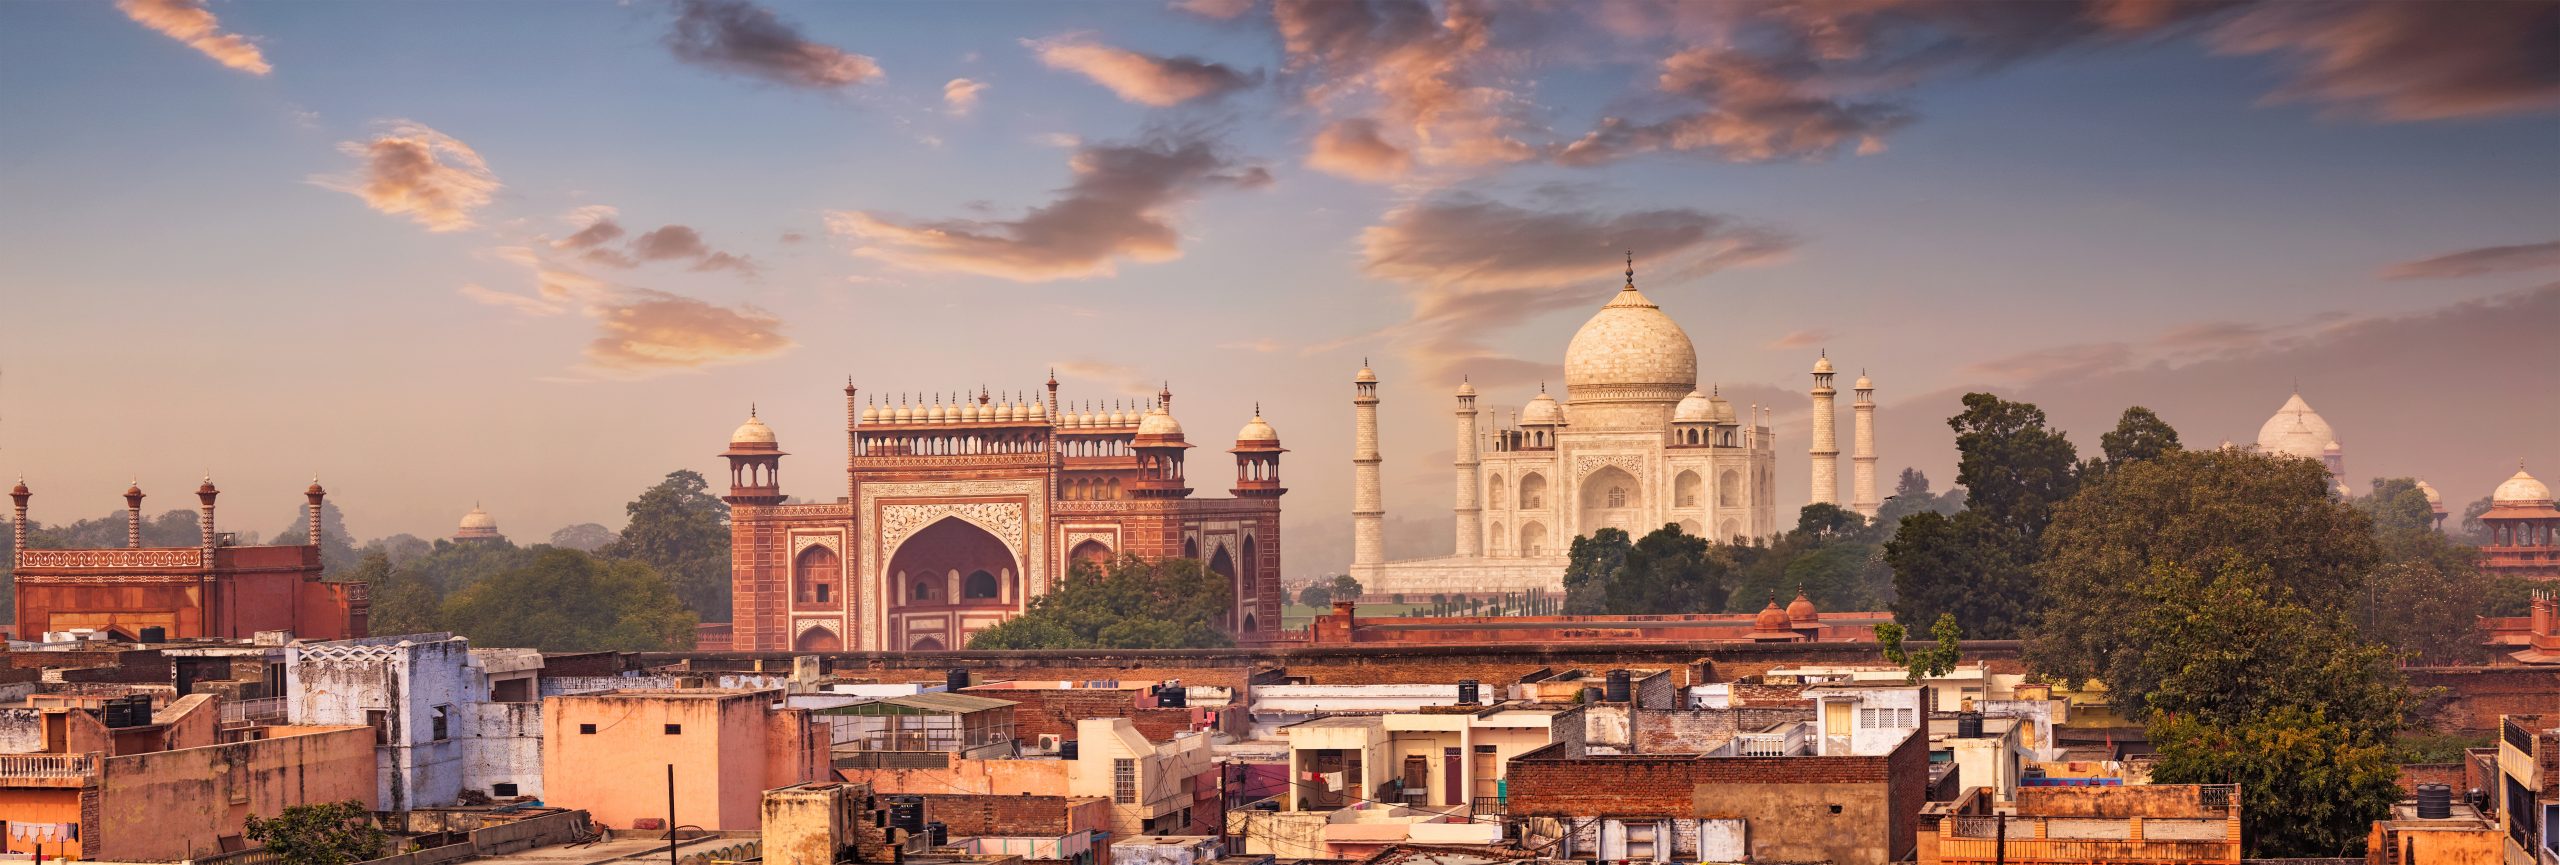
[1114,758,1137,804]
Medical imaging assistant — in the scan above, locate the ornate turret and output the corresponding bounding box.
[1231,404,1287,498]
[10,478,29,564]
[124,480,145,548]
[721,406,788,505]
[1131,388,1193,498]
[305,478,326,547]
[197,477,219,554]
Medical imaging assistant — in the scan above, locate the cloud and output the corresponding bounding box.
[558,220,758,275]
[2211,1,2560,121]
[665,0,882,90]
[1030,35,1258,106]
[1964,341,2139,381]
[1306,118,1412,181]
[1557,51,1914,165]
[826,133,1270,281]
[1766,329,1832,350]
[2383,239,2560,280]
[115,0,271,75]
[1273,0,1539,174]
[317,121,500,232]
[1350,194,1796,385]
[1173,0,1256,20]
[632,225,712,261]
[584,290,792,374]
[470,247,791,376]
[554,215,626,251]
[943,78,988,114]
[1051,359,1158,395]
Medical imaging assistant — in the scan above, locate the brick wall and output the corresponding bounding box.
[924,793,1081,836]
[2410,666,2560,733]
[1505,728,1927,865]
[1633,708,1810,753]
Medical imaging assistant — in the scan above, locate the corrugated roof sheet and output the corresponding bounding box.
[813,692,1020,715]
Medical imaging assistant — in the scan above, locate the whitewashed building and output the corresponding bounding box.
[283,632,544,811]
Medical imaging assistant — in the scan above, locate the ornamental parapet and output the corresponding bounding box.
[15,547,204,570]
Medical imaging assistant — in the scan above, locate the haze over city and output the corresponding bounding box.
[2,0,2554,577]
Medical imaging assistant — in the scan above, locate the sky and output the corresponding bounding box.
[1,0,2555,578]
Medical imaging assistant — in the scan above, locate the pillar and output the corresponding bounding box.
[1453,380,1482,558]
[1809,354,1838,506]
[10,479,29,565]
[305,479,326,547]
[1851,373,1879,517]
[1351,363,1384,573]
[197,477,219,554]
[124,482,144,548]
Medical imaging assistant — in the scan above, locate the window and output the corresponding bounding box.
[431,705,450,741]
[816,584,830,603]
[1114,758,1137,804]
[913,581,934,601]
[365,709,389,745]
[963,570,1000,599]
[1606,487,1627,508]
[492,782,519,798]
[664,723,683,735]
[578,723,597,735]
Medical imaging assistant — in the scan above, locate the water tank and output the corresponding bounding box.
[1580,686,1603,704]
[1604,670,1632,703]
[1157,682,1187,708]
[1457,679,1480,705]
[946,669,970,692]
[1059,740,1079,760]
[137,626,167,643]
[925,821,948,847]
[1956,711,1984,739]
[2416,783,2453,819]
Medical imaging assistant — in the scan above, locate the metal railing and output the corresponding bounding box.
[1470,796,1506,819]
[0,753,99,783]
[1927,837,2237,863]
[2510,717,2541,755]
[222,696,287,725]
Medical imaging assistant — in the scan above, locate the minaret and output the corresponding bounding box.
[1809,352,1839,506]
[1351,361,1384,576]
[304,478,326,546]
[1851,371,1878,517]
[845,377,859,502]
[1452,378,1483,558]
[124,481,144,548]
[11,478,31,565]
[197,476,219,555]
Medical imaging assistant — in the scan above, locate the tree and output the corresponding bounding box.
[548,522,620,552]
[365,534,434,567]
[2028,448,2380,690]
[29,508,205,549]
[2098,406,2181,466]
[1297,584,1332,608]
[243,800,387,865]
[1873,468,1961,527]
[2359,478,2505,662]
[1875,613,1962,682]
[1886,510,2034,637]
[2115,562,2409,735]
[601,471,732,621]
[438,548,697,651]
[2459,496,2496,544]
[2149,709,2399,858]
[2358,478,2437,534]
[1948,393,2080,542]
[347,551,443,637]
[1791,503,1873,542]
[970,555,1234,649]
[1329,574,1363,603]
[1560,528,1632,614]
[271,499,361,578]
[1564,525,1734,615]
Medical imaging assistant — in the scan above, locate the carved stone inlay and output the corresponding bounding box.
[18,548,204,569]
[1064,531,1116,553]
[880,502,1025,556]
[1573,453,1646,481]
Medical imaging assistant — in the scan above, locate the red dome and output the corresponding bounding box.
[1753,597,1792,631]
[1786,590,1819,623]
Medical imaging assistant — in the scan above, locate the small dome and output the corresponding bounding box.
[9,478,26,497]
[731,413,776,445]
[1711,394,1737,424]
[2495,465,2553,505]
[1236,410,1279,444]
[1786,590,1819,623]
[1137,407,1184,438]
[1455,380,1476,397]
[1812,353,1834,375]
[2416,479,2443,505]
[1355,364,1378,384]
[2255,392,2336,461]
[1521,388,1565,426]
[1753,597,1792,632]
[125,482,143,498]
[860,404,878,424]
[894,403,913,423]
[2323,439,2342,454]
[1854,373,1872,390]
[1674,390,1714,423]
[459,505,497,531]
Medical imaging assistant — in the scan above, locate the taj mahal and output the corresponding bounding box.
[1348,263,1880,598]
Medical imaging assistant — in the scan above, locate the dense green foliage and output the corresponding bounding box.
[969,555,1234,649]
[1329,574,1363,602]
[2149,709,2401,858]
[1561,524,1733,615]
[1948,393,2081,542]
[1875,613,1962,682]
[244,800,388,865]
[272,500,363,577]
[2088,405,2182,478]
[1559,528,1632,613]
[1884,394,2083,638]
[2358,477,2527,662]
[1297,584,1332,608]
[548,522,620,552]
[438,548,697,651]
[1871,468,1963,526]
[599,470,732,621]
[2028,448,2380,690]
[2115,561,2409,734]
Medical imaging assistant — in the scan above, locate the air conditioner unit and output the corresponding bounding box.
[1037,734,1062,751]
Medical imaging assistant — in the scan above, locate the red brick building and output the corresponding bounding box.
[2481,465,2559,581]
[9,478,366,641]
[719,377,1285,652]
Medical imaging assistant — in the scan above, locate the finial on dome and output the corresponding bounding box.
[1624,249,1634,288]
[750,402,757,418]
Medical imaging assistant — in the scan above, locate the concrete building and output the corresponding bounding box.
[2490,713,2560,860]
[763,782,893,865]
[8,478,366,641]
[912,793,1112,865]
[814,691,1019,757]
[283,632,545,812]
[1278,705,1566,814]
[1503,686,1931,864]
[544,688,828,831]
[0,714,375,861]
[2367,799,2501,865]
[1356,267,1805,599]
[1066,717,1217,837]
[1917,785,2243,864]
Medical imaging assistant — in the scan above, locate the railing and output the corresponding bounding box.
[222,696,287,725]
[2510,717,2540,755]
[1927,837,2238,863]
[1470,797,1506,819]
[0,753,99,783]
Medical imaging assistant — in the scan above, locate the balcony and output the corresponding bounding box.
[222,696,287,726]
[0,753,100,787]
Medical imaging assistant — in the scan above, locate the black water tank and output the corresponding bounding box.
[887,797,925,831]
[946,669,970,692]
[137,626,166,643]
[1604,670,1632,703]
[1581,686,1604,704]
[926,821,948,847]
[1059,740,1079,760]
[1957,711,1984,739]
[2417,783,2453,819]
[1158,681,1187,708]
[1457,680,1480,705]
[100,703,129,728]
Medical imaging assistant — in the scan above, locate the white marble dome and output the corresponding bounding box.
[1673,390,1714,423]
[1137,407,1184,438]
[1564,284,1697,402]
[459,505,496,531]
[2255,393,2335,461]
[1521,390,1565,425]
[1236,412,1279,444]
[2416,479,2443,505]
[731,413,776,444]
[2496,466,2552,505]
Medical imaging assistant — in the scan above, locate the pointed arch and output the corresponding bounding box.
[794,543,842,608]
[1183,538,1200,559]
[887,516,1018,608]
[1719,469,1741,507]
[1580,465,1640,534]
[1519,521,1548,557]
[1487,473,1505,508]
[793,625,842,652]
[1520,473,1547,509]
[1675,471,1702,508]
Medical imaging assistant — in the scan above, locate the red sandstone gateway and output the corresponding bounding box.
[9,478,366,641]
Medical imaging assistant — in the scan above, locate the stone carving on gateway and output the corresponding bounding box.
[1350,262,1857,599]
[717,377,1287,653]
